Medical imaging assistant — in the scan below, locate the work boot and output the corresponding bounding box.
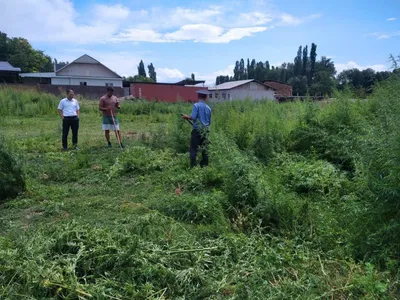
[108,141,112,148]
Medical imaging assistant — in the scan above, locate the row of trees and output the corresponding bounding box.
[125,60,198,84]
[0,31,53,73]
[216,44,396,97]
[124,60,158,83]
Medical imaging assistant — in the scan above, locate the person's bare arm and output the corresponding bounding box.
[99,98,109,111]
[76,109,80,117]
[181,114,193,120]
[58,109,64,119]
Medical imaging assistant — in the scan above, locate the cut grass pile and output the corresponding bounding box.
[0,80,400,299]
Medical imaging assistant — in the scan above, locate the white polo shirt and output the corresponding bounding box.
[58,98,80,117]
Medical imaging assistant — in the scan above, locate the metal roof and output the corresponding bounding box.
[0,61,21,72]
[56,54,122,78]
[208,79,254,91]
[19,73,122,81]
[19,72,55,78]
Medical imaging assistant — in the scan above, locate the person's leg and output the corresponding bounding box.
[71,117,79,148]
[199,133,209,167]
[62,118,70,150]
[105,130,111,146]
[189,130,200,167]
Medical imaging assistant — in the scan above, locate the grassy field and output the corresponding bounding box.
[0,79,400,299]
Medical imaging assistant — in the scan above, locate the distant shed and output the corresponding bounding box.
[208,79,275,102]
[0,61,21,83]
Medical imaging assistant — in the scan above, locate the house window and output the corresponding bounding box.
[222,93,226,100]
[228,93,230,100]
[209,93,212,99]
[105,83,114,87]
[80,82,87,86]
[215,93,219,99]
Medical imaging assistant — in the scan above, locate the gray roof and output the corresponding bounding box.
[19,72,55,78]
[208,79,254,91]
[56,54,122,78]
[0,61,21,72]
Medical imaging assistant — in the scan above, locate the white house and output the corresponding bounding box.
[20,54,122,88]
[208,79,275,102]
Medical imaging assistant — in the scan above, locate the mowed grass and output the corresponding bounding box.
[0,85,400,299]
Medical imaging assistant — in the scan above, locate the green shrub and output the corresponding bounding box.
[108,146,175,178]
[276,153,347,196]
[288,98,366,172]
[0,141,25,201]
[148,191,228,225]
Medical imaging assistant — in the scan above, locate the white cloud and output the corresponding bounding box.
[280,13,321,26]
[206,27,268,43]
[336,61,387,73]
[0,0,130,43]
[93,4,130,19]
[0,0,319,45]
[157,68,185,82]
[115,24,269,43]
[368,31,400,39]
[191,64,235,86]
[164,24,224,42]
[112,29,166,43]
[387,17,397,21]
[237,12,273,26]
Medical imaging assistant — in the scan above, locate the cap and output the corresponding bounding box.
[196,90,209,95]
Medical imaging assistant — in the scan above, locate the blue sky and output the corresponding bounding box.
[1,0,399,84]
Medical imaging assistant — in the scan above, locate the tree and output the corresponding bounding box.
[294,46,303,76]
[54,59,69,71]
[248,59,256,79]
[216,75,231,85]
[265,61,270,71]
[7,37,53,72]
[191,73,195,81]
[234,61,240,80]
[133,75,154,83]
[148,63,157,82]
[309,43,317,85]
[315,56,336,75]
[288,75,308,96]
[239,59,246,80]
[302,45,308,77]
[247,59,250,79]
[309,72,335,96]
[255,61,265,81]
[389,54,400,70]
[0,32,8,61]
[137,60,146,77]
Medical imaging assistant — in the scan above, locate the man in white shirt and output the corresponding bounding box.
[57,89,80,151]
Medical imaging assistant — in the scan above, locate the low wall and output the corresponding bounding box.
[38,84,124,99]
[0,83,124,99]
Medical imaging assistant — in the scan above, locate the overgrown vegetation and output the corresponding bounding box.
[0,140,25,202]
[0,77,399,298]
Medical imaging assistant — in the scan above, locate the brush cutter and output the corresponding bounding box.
[181,113,193,125]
